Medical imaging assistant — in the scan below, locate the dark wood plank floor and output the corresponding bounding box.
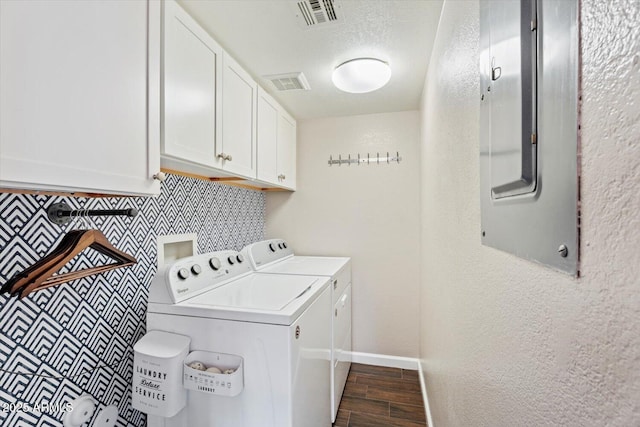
[333,363,427,427]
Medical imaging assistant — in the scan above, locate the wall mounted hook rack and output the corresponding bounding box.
[328,151,402,166]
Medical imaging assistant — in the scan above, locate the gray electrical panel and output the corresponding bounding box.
[479,0,579,275]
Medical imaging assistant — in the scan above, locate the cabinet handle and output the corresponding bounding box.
[153,172,167,182]
[217,153,233,161]
[341,293,348,307]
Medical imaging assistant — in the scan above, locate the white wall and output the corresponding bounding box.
[267,111,421,357]
[420,1,640,426]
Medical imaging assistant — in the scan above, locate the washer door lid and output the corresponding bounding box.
[188,274,319,311]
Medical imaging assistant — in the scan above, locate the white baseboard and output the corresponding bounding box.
[417,359,434,427]
[349,351,419,370]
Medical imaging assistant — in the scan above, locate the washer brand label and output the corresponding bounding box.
[177,287,189,294]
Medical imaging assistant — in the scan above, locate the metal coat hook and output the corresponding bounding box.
[327,151,402,166]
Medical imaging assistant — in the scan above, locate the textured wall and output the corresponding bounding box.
[419,0,640,426]
[0,174,264,426]
[266,111,421,357]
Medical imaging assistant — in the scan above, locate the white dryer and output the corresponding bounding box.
[241,239,352,422]
[144,250,331,427]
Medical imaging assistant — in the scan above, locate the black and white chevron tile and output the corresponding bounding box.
[0,174,265,426]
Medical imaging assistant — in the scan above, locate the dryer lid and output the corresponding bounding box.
[259,256,350,276]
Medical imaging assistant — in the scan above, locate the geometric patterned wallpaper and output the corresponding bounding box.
[0,173,265,426]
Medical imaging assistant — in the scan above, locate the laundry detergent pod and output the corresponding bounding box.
[206,366,222,374]
[188,361,206,371]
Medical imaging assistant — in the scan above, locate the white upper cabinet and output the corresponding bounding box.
[277,109,297,191]
[160,0,294,190]
[0,0,161,196]
[257,88,297,190]
[256,88,280,184]
[162,0,222,171]
[220,53,257,178]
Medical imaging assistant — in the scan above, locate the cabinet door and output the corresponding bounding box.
[256,88,297,190]
[0,0,160,196]
[277,110,297,190]
[221,53,257,178]
[163,0,222,169]
[256,87,279,184]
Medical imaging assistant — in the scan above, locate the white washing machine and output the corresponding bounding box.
[241,239,351,422]
[143,249,331,427]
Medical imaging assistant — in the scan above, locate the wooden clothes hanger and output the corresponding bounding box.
[2,229,137,299]
[0,230,84,294]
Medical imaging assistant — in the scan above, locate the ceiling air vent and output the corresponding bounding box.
[264,72,311,91]
[292,0,342,29]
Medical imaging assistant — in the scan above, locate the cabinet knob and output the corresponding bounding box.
[217,153,233,161]
[278,174,286,181]
[153,172,167,182]
[226,154,233,161]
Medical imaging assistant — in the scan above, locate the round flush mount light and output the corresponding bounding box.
[332,58,391,94]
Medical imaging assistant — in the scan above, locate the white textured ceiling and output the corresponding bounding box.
[177,0,443,119]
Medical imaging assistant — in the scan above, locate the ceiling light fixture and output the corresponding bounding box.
[332,58,391,94]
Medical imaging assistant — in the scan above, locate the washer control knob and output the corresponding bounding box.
[228,256,236,265]
[177,268,190,280]
[236,254,244,263]
[278,243,284,249]
[269,243,276,252]
[282,242,288,249]
[191,264,202,275]
[209,258,221,270]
